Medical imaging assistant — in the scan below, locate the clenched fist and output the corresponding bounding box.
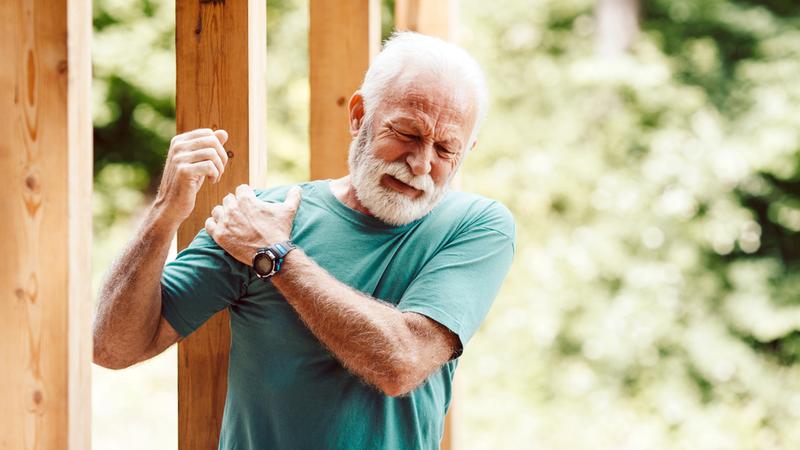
[154,128,229,225]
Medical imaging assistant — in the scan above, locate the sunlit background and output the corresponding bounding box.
[92,0,800,448]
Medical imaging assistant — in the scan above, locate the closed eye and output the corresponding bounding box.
[390,127,418,141]
[435,144,454,156]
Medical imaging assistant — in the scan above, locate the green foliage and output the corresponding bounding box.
[457,0,800,448]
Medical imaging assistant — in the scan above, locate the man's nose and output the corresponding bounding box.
[406,145,433,176]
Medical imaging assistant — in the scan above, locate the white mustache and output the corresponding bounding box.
[381,161,435,194]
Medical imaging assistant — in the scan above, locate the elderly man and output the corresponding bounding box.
[93,32,514,449]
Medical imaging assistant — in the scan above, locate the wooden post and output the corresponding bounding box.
[395,0,458,41]
[0,0,93,448]
[395,3,461,449]
[175,0,267,449]
[309,0,381,180]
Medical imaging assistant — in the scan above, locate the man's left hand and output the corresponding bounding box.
[205,184,302,266]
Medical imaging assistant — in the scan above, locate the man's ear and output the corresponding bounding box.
[348,91,365,138]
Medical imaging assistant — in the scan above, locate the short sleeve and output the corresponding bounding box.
[160,228,250,338]
[398,201,516,356]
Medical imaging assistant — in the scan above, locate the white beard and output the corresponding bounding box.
[347,124,453,226]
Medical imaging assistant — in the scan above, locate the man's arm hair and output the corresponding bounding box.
[271,249,461,397]
[92,206,181,369]
[93,127,229,369]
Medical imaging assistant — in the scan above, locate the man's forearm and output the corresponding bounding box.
[93,204,178,367]
[271,249,421,395]
[202,185,457,395]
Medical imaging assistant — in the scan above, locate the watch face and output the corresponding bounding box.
[254,253,275,276]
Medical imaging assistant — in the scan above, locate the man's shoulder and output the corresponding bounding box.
[253,180,322,203]
[435,190,515,239]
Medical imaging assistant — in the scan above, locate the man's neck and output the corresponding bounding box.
[329,176,374,217]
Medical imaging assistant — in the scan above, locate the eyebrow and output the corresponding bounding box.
[388,117,424,134]
[387,117,463,149]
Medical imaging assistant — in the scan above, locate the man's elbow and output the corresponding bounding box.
[93,354,128,370]
[92,340,138,370]
[380,381,416,398]
[377,358,425,398]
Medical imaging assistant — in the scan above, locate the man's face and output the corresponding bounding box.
[348,75,477,226]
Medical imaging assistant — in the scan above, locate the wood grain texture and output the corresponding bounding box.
[0,0,93,448]
[67,1,94,448]
[309,0,380,180]
[394,2,461,449]
[395,0,458,41]
[175,0,266,448]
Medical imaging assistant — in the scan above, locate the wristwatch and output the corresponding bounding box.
[252,240,297,279]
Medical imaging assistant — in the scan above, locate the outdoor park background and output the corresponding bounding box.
[91,0,800,448]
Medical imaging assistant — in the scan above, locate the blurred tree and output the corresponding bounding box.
[456,0,800,448]
[643,0,800,367]
[596,0,639,57]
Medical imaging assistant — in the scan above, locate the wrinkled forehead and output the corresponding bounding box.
[378,71,477,129]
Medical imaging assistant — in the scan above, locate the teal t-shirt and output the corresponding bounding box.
[160,179,515,450]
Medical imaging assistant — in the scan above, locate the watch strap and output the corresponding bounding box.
[270,240,296,259]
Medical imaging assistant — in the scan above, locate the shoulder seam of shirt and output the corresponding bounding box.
[460,226,517,255]
[458,197,512,225]
[466,226,514,241]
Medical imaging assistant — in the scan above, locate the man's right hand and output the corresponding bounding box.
[153,128,229,225]
[94,128,228,369]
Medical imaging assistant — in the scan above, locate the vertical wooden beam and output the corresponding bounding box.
[0,0,93,448]
[395,0,458,41]
[395,3,461,449]
[309,0,381,180]
[175,0,266,449]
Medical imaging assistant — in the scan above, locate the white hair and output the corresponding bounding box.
[359,31,490,152]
